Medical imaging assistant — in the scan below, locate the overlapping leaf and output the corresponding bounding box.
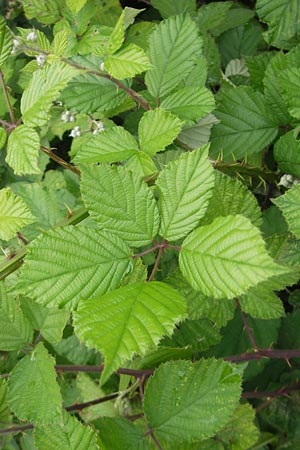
[274,130,300,177]
[107,7,142,54]
[80,164,159,246]
[74,126,138,163]
[105,44,151,79]
[156,146,215,241]
[279,67,300,119]
[7,343,62,425]
[179,215,286,299]
[272,185,300,238]
[0,188,35,241]
[74,281,186,384]
[0,127,6,150]
[0,16,12,67]
[138,108,183,156]
[17,226,132,309]
[151,0,196,19]
[145,14,203,98]
[34,411,98,450]
[6,125,41,175]
[143,359,242,444]
[97,417,149,450]
[210,86,278,160]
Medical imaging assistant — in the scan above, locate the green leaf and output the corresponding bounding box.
[0,16,12,68]
[21,62,79,127]
[272,185,300,238]
[125,151,158,179]
[74,126,138,164]
[151,0,196,19]
[17,226,131,310]
[143,359,242,444]
[74,281,186,384]
[107,7,142,54]
[210,86,278,160]
[34,411,98,450]
[160,86,215,121]
[66,0,87,15]
[21,298,69,344]
[0,188,35,241]
[61,72,129,114]
[145,14,203,98]
[179,113,219,149]
[201,171,262,227]
[156,146,214,241]
[81,164,159,247]
[21,0,60,24]
[240,284,285,319]
[279,67,300,118]
[179,215,286,299]
[197,2,233,35]
[0,126,6,150]
[217,403,260,450]
[7,343,62,425]
[274,130,300,177]
[0,379,11,425]
[105,44,151,79]
[6,125,41,175]
[256,0,300,48]
[0,284,33,351]
[97,417,149,450]
[138,108,183,156]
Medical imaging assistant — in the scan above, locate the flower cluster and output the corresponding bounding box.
[279,174,300,188]
[69,126,81,138]
[93,121,105,135]
[61,110,76,123]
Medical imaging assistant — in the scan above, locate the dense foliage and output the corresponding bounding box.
[1,0,300,448]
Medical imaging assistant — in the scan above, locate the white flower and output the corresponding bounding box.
[279,174,300,188]
[69,126,81,138]
[69,114,76,123]
[27,31,38,42]
[61,110,76,123]
[100,61,105,71]
[11,38,20,54]
[36,54,46,67]
[93,121,105,134]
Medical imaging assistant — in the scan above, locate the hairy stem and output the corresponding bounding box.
[225,348,300,362]
[242,383,299,399]
[148,241,166,282]
[0,70,16,125]
[55,364,154,378]
[40,146,80,175]
[236,299,259,351]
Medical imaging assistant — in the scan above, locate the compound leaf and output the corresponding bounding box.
[138,108,183,156]
[105,43,151,79]
[0,188,35,241]
[74,126,138,164]
[7,343,62,425]
[145,14,202,98]
[21,62,79,127]
[74,281,186,384]
[143,359,242,444]
[17,226,131,310]
[34,411,98,450]
[210,86,278,160]
[0,284,33,351]
[160,86,215,121]
[272,185,300,238]
[81,164,159,247]
[179,215,286,299]
[6,125,41,175]
[156,146,214,241]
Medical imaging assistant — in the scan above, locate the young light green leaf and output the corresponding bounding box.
[17,226,132,310]
[74,281,186,384]
[143,359,242,444]
[21,62,79,127]
[105,44,151,79]
[34,411,98,450]
[66,0,87,15]
[51,30,68,57]
[61,73,129,114]
[160,86,215,121]
[279,67,300,119]
[81,164,159,247]
[0,16,12,67]
[151,0,196,19]
[74,126,138,164]
[210,86,278,160]
[138,108,183,156]
[125,151,158,179]
[272,185,300,238]
[0,188,35,241]
[274,130,300,177]
[21,298,69,344]
[6,125,41,175]
[8,343,62,425]
[107,7,142,54]
[21,0,60,24]
[156,146,214,241]
[0,284,33,351]
[256,0,300,48]
[97,417,149,450]
[145,14,203,98]
[200,171,262,227]
[0,126,6,150]
[179,215,286,299]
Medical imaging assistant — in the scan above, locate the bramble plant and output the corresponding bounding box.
[1,0,300,448]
